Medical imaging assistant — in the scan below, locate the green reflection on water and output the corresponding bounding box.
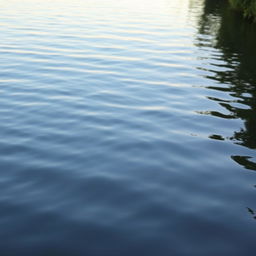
[197,0,256,172]
[195,0,256,221]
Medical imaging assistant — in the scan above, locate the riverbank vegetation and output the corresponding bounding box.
[229,0,256,20]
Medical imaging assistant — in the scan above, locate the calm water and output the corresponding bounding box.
[0,0,256,255]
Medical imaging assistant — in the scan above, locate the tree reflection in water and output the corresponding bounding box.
[196,0,256,171]
[195,0,256,220]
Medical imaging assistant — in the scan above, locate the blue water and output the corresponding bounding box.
[0,0,255,255]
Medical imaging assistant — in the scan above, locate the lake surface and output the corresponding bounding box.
[0,0,255,255]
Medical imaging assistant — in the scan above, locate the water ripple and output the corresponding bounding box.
[0,0,256,255]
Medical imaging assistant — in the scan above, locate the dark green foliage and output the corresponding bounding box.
[229,0,256,20]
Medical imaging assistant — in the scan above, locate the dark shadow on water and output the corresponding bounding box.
[247,207,256,220]
[246,184,256,220]
[195,0,256,221]
[232,155,256,171]
[196,0,256,172]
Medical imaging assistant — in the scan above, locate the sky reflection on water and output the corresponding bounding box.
[0,0,255,255]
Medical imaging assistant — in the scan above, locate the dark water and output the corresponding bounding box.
[0,0,256,255]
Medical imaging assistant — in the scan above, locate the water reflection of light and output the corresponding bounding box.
[0,0,192,28]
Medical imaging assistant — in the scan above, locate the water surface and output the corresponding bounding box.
[0,0,256,255]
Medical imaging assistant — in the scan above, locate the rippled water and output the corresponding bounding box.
[0,0,256,255]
